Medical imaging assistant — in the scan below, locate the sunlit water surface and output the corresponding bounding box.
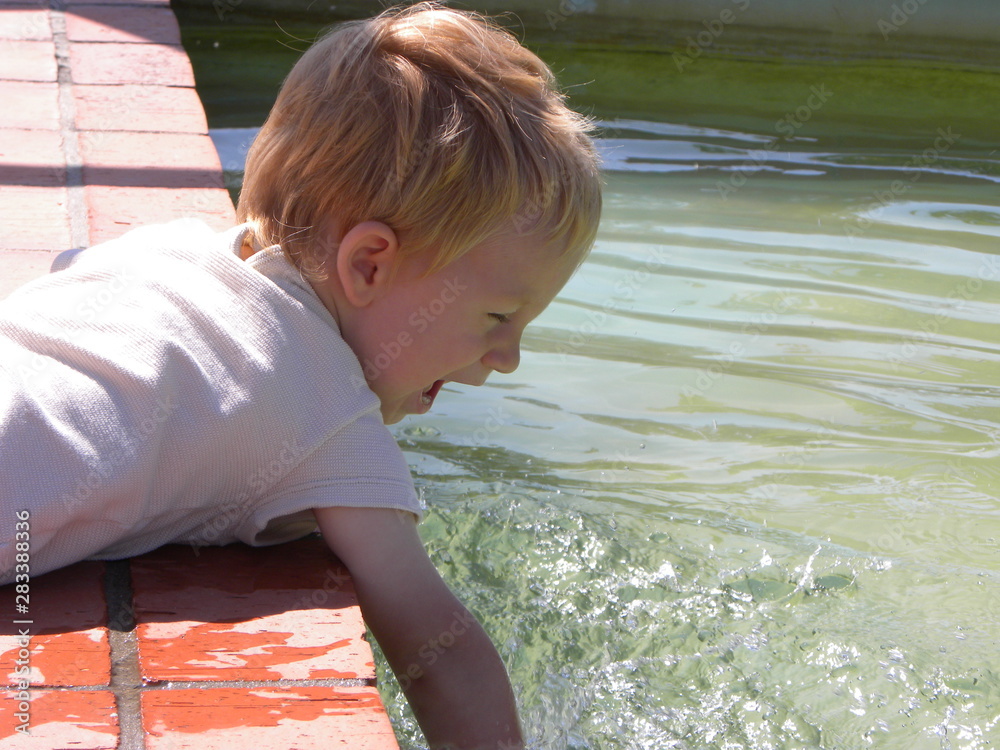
[178,13,1000,747]
[381,128,1000,749]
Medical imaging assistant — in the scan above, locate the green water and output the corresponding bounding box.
[175,9,999,748]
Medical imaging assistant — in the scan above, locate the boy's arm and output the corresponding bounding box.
[313,506,524,750]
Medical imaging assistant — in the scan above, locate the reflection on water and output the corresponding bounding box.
[186,13,999,744]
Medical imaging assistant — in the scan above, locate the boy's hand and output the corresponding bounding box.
[313,506,524,750]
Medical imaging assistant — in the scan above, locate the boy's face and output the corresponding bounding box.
[339,227,581,424]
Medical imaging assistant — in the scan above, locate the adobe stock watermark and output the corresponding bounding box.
[10,510,32,736]
[213,0,245,21]
[716,84,834,200]
[511,163,577,238]
[877,0,932,40]
[349,277,468,390]
[545,0,595,31]
[17,11,49,40]
[470,407,509,447]
[884,250,999,373]
[680,289,801,400]
[395,609,478,692]
[556,246,670,361]
[292,565,352,611]
[75,269,134,324]
[58,395,180,515]
[12,269,135,382]
[842,126,959,242]
[673,0,752,72]
[187,438,309,554]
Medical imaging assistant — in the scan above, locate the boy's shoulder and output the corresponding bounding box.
[8,219,348,373]
[48,219,334,324]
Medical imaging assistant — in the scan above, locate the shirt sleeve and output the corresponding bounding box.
[234,410,423,547]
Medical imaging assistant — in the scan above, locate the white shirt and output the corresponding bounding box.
[0,220,421,583]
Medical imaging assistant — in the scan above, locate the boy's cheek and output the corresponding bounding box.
[408,311,428,334]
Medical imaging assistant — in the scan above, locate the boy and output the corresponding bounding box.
[0,3,601,747]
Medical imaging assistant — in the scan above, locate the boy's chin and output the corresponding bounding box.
[380,400,414,425]
[380,383,445,424]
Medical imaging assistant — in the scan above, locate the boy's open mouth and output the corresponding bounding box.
[420,379,446,410]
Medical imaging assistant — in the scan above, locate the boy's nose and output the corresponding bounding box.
[484,339,520,375]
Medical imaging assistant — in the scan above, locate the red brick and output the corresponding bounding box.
[74,84,208,134]
[84,185,234,244]
[0,40,56,81]
[0,249,58,299]
[0,128,64,186]
[69,42,194,86]
[0,80,59,130]
[67,5,180,45]
[0,9,49,40]
[0,562,110,688]
[80,130,223,189]
[0,186,70,254]
[132,541,376,683]
[0,688,118,749]
[143,686,399,749]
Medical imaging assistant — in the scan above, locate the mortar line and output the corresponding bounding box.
[48,3,88,253]
[24,676,375,692]
[103,560,145,750]
[142,677,376,690]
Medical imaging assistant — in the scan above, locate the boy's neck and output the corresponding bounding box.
[239,236,256,261]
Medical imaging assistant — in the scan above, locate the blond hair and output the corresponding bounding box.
[237,2,602,278]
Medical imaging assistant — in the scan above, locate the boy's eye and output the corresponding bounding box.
[488,312,511,324]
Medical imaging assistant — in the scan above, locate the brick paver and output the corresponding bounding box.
[66,5,181,44]
[0,689,119,749]
[0,562,110,688]
[0,9,51,41]
[133,542,374,684]
[143,686,398,749]
[84,184,236,243]
[74,84,209,133]
[0,40,57,81]
[69,41,195,86]
[0,80,60,129]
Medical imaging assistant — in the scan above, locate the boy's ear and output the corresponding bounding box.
[333,221,401,307]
